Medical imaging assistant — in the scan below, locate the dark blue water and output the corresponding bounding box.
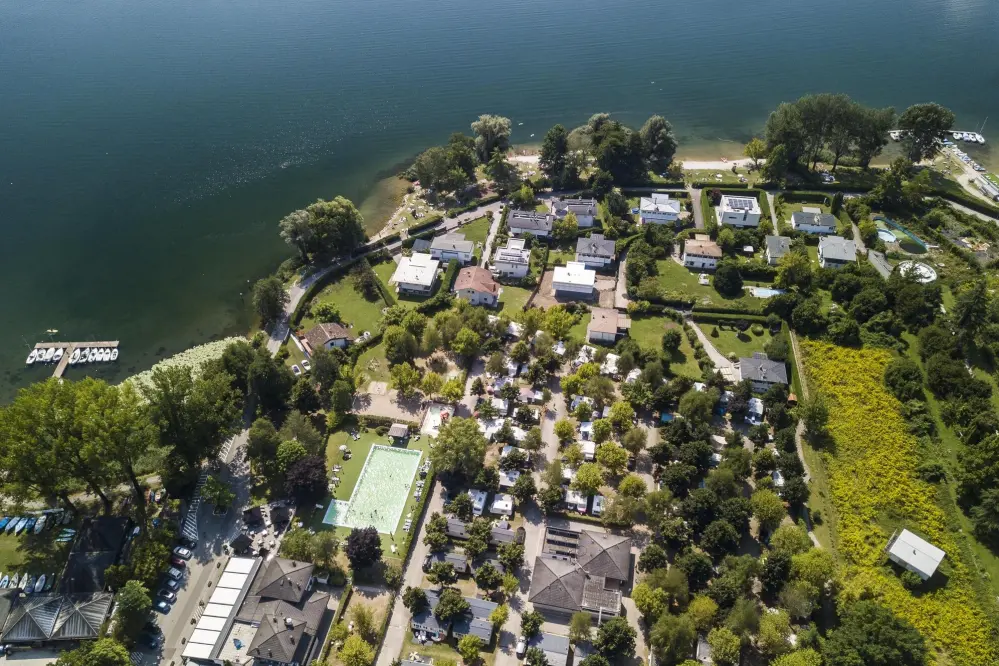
[1,0,996,396]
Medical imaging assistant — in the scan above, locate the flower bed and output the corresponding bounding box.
[802,340,996,665]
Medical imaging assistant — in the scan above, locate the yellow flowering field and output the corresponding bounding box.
[802,340,996,665]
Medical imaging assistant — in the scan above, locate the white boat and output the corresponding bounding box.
[17,573,28,590]
[33,575,45,593]
[975,133,986,144]
[101,348,111,362]
[0,575,8,589]
[26,350,37,365]
[43,348,55,363]
[953,132,962,140]
[110,348,119,361]
[890,131,900,141]
[53,348,63,363]
[33,516,46,534]
[88,348,98,362]
[69,348,81,364]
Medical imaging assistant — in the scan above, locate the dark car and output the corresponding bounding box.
[162,577,180,591]
[170,556,186,568]
[141,632,161,649]
[154,600,170,614]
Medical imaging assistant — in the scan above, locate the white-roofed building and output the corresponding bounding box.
[390,253,440,295]
[490,493,515,517]
[624,368,642,383]
[579,421,594,440]
[564,488,588,513]
[491,397,510,415]
[553,262,596,298]
[887,529,946,580]
[552,198,598,227]
[600,353,621,377]
[717,194,762,228]
[499,469,521,488]
[639,193,682,225]
[592,495,606,516]
[493,238,531,279]
[181,557,264,662]
[478,418,505,440]
[468,489,489,516]
[580,440,596,461]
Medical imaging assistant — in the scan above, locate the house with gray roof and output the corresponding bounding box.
[430,233,475,265]
[424,550,469,574]
[529,633,572,666]
[411,589,448,641]
[451,596,499,642]
[575,234,617,269]
[446,517,526,545]
[412,238,433,252]
[738,352,788,392]
[868,249,893,279]
[764,235,792,266]
[508,211,554,238]
[791,209,838,234]
[527,530,631,617]
[552,198,598,228]
[818,235,857,268]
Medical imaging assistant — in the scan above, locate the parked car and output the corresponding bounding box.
[170,556,186,568]
[162,577,180,591]
[154,601,170,613]
[173,546,193,559]
[158,590,177,603]
[166,567,184,581]
[516,637,526,659]
[291,364,302,376]
[301,359,312,373]
[178,536,198,549]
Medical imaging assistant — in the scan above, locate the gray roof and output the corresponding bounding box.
[428,551,469,573]
[554,198,598,216]
[1,593,113,643]
[575,531,631,581]
[508,210,554,233]
[792,211,837,230]
[431,233,474,254]
[868,249,893,279]
[529,633,571,666]
[452,596,499,641]
[411,589,447,632]
[528,557,585,610]
[250,558,314,603]
[412,239,432,252]
[388,423,409,438]
[739,352,788,385]
[765,235,792,260]
[576,234,616,258]
[818,235,857,262]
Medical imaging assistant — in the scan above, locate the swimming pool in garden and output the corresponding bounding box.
[322,446,422,534]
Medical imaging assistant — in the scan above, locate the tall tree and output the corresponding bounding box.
[248,348,294,414]
[252,276,289,326]
[640,115,679,172]
[764,102,807,164]
[899,102,955,163]
[827,100,861,171]
[53,638,132,666]
[471,114,512,161]
[762,144,790,185]
[304,196,366,257]
[485,151,522,192]
[278,209,313,262]
[113,580,152,642]
[855,106,896,168]
[540,124,570,187]
[744,138,767,169]
[822,600,926,666]
[429,416,487,479]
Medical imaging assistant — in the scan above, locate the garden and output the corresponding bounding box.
[629,316,701,378]
[655,259,766,311]
[696,321,774,361]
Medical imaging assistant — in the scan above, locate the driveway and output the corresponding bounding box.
[686,317,737,381]
[614,251,630,310]
[688,186,704,230]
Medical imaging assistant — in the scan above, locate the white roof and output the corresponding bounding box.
[391,253,440,287]
[196,615,229,632]
[202,603,232,618]
[592,495,606,512]
[478,418,504,439]
[580,440,596,458]
[625,368,641,383]
[491,494,514,513]
[748,397,764,414]
[601,354,620,375]
[889,529,945,579]
[553,262,595,287]
[181,642,216,660]
[190,628,221,645]
[209,587,241,606]
[570,395,594,411]
[579,421,594,437]
[225,557,256,574]
[468,489,488,510]
[564,488,588,506]
[499,469,521,487]
[492,397,510,412]
[640,193,681,214]
[501,445,525,457]
[218,572,249,589]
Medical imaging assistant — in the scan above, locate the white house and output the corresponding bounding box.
[391,252,440,295]
[578,421,594,440]
[592,495,606,516]
[682,234,723,270]
[490,493,514,517]
[887,529,946,580]
[575,234,616,269]
[791,209,837,235]
[587,307,631,344]
[564,488,588,513]
[498,469,521,488]
[508,210,553,238]
[303,322,354,352]
[493,238,531,279]
[579,440,596,461]
[765,235,792,266]
[818,235,857,268]
[639,193,682,225]
[430,232,475,264]
[552,261,595,298]
[717,194,762,228]
[454,267,500,307]
[468,489,488,517]
[600,353,621,377]
[746,397,765,425]
[552,198,598,228]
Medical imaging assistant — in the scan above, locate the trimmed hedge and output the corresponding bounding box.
[691,305,764,317]
[931,190,999,219]
[357,415,420,430]
[290,257,363,326]
[693,181,750,189]
[447,193,502,218]
[782,191,830,205]
[407,214,444,235]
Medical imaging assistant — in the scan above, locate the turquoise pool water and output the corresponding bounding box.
[749,287,786,298]
[323,446,422,533]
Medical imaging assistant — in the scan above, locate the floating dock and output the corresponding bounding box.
[31,341,120,378]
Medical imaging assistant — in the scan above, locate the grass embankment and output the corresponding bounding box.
[298,275,386,334]
[695,323,772,360]
[460,216,492,245]
[802,340,997,665]
[656,259,765,311]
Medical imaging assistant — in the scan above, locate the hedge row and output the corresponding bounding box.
[782,191,830,205]
[290,257,363,326]
[321,582,353,661]
[399,470,436,558]
[693,181,750,189]
[931,190,999,219]
[691,304,765,316]
[356,414,420,430]
[407,214,445,235]
[447,193,502,218]
[692,311,769,325]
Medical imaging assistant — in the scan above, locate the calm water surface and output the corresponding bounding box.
[1,0,997,397]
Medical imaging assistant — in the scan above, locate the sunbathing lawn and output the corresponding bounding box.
[656,259,766,311]
[402,630,497,666]
[307,420,433,563]
[355,341,391,383]
[686,168,755,185]
[696,322,772,361]
[630,317,702,379]
[461,216,492,244]
[569,313,591,342]
[299,274,387,335]
[498,284,532,314]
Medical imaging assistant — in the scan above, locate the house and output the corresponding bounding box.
[717,195,761,228]
[467,489,488,517]
[624,368,641,383]
[303,322,354,352]
[528,530,631,616]
[519,386,542,403]
[451,596,499,642]
[490,493,515,517]
[818,235,857,268]
[682,234,723,270]
[499,469,521,488]
[791,209,838,235]
[639,193,682,225]
[478,418,505,440]
[738,352,789,392]
[579,441,596,461]
[578,421,594,440]
[493,238,531,279]
[563,488,589,513]
[508,210,554,238]
[587,308,631,343]
[388,423,409,440]
[887,529,946,580]
[491,397,510,415]
[575,234,616,269]
[391,253,440,295]
[868,249,893,279]
[529,633,572,666]
[746,397,765,425]
[975,174,999,201]
[765,235,792,266]
[552,198,598,227]
[454,267,500,307]
[600,353,621,378]
[424,551,469,574]
[592,495,606,517]
[430,233,474,264]
[411,589,448,641]
[553,262,596,298]
[445,517,526,545]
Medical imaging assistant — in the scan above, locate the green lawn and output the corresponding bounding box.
[656,259,766,310]
[299,274,387,335]
[372,259,398,291]
[686,168,755,185]
[461,216,492,245]
[569,313,591,342]
[696,322,772,361]
[306,419,433,564]
[806,245,820,268]
[498,284,532,314]
[546,239,577,268]
[402,630,497,666]
[0,523,76,583]
[630,317,702,378]
[355,341,391,383]
[281,339,308,371]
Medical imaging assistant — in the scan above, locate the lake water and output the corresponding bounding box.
[1,0,997,397]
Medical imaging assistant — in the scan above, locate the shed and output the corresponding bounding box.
[887,529,945,580]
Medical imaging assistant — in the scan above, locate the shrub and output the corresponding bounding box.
[751,323,765,336]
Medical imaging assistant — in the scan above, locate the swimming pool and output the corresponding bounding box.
[323,445,422,533]
[749,287,786,298]
[877,229,897,242]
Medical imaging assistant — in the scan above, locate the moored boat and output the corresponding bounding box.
[43,348,55,363]
[69,348,81,364]
[102,348,111,362]
[26,349,37,365]
[53,348,63,363]
[0,575,9,589]
[111,348,119,361]
[33,575,45,593]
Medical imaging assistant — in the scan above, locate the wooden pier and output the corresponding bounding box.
[31,341,120,378]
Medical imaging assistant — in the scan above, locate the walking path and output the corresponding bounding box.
[685,315,736,380]
[687,186,704,230]
[614,250,630,310]
[787,327,822,548]
[766,192,779,231]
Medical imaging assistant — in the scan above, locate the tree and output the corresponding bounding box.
[474,562,503,591]
[751,488,787,534]
[312,531,340,570]
[633,582,669,621]
[744,138,767,169]
[540,124,571,186]
[53,639,131,666]
[524,648,549,666]
[687,595,719,632]
[596,616,636,659]
[253,276,289,325]
[284,455,327,503]
[554,211,579,240]
[489,604,510,630]
[621,427,647,458]
[771,650,823,666]
[427,561,459,588]
[277,440,308,474]
[351,604,377,642]
[641,115,679,172]
[291,376,321,414]
[421,371,444,401]
[521,610,544,638]
[855,106,897,168]
[555,418,575,443]
[679,388,717,423]
[413,146,469,194]
[770,523,813,556]
[340,634,375,666]
[713,260,743,297]
[707,627,741,666]
[661,328,683,353]
[113,580,151,642]
[280,410,324,455]
[571,462,605,496]
[757,609,792,657]
[569,612,592,644]
[451,327,482,359]
[775,251,813,291]
[762,144,790,185]
[279,208,313,262]
[650,613,697,666]
[597,443,629,476]
[675,551,714,591]
[899,102,955,163]
[202,474,236,509]
[390,362,422,398]
[511,473,537,503]
[431,416,487,479]
[304,197,366,257]
[471,114,512,161]
[457,634,483,664]
[797,394,828,442]
[702,519,740,558]
[618,474,647,499]
[384,325,419,366]
[823,600,926,666]
[344,526,382,570]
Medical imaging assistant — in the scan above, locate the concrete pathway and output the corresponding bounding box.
[685,316,736,379]
[614,250,630,310]
[480,204,506,267]
[766,192,779,231]
[688,187,704,230]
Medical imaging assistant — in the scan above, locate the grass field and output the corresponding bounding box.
[355,341,391,383]
[299,274,387,334]
[656,259,766,310]
[686,168,755,185]
[630,317,702,379]
[0,524,75,583]
[402,630,497,666]
[461,216,492,244]
[498,285,532,314]
[696,322,771,360]
[569,312,591,342]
